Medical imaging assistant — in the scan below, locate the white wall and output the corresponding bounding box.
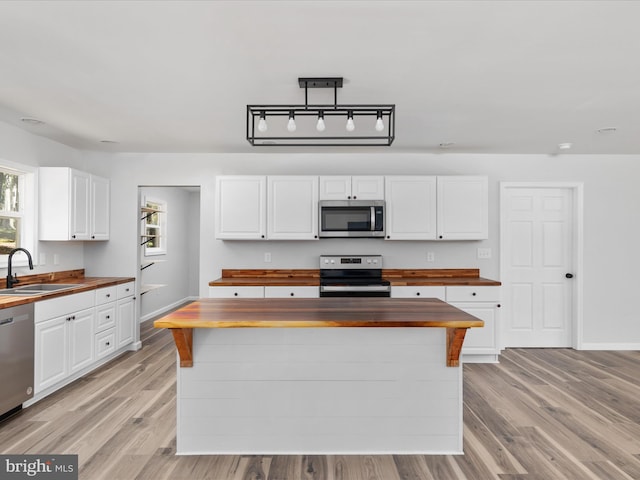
[82,151,640,347]
[0,121,85,275]
[1,120,637,348]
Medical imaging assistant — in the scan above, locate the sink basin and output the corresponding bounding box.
[0,284,78,296]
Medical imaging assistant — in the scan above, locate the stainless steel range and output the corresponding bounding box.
[319,255,391,297]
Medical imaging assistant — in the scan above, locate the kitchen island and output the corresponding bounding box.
[154,297,483,455]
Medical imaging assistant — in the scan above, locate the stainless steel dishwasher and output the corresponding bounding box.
[0,303,34,419]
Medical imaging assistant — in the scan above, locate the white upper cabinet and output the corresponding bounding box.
[319,176,384,200]
[436,176,488,240]
[385,176,437,240]
[215,176,266,240]
[90,175,110,240]
[267,176,318,240]
[39,167,110,241]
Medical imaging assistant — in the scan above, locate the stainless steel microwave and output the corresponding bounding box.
[318,200,385,238]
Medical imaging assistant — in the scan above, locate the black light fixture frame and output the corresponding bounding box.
[247,77,395,146]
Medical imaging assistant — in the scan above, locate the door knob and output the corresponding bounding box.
[565,273,574,279]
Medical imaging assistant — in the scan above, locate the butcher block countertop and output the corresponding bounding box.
[209,268,500,287]
[154,297,484,368]
[0,269,135,308]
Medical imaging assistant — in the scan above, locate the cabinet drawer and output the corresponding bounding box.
[446,286,500,302]
[96,305,116,332]
[208,286,265,298]
[117,282,135,299]
[95,286,117,306]
[35,290,95,322]
[391,286,446,300]
[95,329,116,359]
[264,286,319,298]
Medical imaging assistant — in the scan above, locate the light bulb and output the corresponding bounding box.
[375,112,384,132]
[287,113,296,132]
[346,112,355,132]
[316,112,326,132]
[257,113,267,133]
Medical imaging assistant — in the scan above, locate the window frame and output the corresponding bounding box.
[142,196,167,257]
[0,160,36,268]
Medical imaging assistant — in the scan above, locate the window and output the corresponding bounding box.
[143,197,166,256]
[0,163,35,266]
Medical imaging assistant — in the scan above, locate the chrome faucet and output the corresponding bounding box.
[6,248,34,288]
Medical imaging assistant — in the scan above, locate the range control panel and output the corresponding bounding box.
[320,255,382,269]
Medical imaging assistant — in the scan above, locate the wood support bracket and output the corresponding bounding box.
[170,328,193,367]
[446,327,468,367]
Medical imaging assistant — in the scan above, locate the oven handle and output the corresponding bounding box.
[320,285,391,293]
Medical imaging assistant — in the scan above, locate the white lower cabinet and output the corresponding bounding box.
[33,282,137,399]
[264,286,319,298]
[209,286,265,298]
[446,286,501,362]
[35,291,96,393]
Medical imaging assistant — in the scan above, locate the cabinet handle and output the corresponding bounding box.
[439,235,443,239]
[472,292,477,296]
[106,315,110,319]
[125,288,130,292]
[386,235,390,239]
[72,235,76,239]
[66,317,71,322]
[234,292,238,296]
[106,294,111,298]
[91,235,95,239]
[353,195,357,199]
[261,235,265,239]
[565,273,574,279]
[416,292,420,296]
[106,341,110,346]
[497,304,501,308]
[347,196,351,199]
[290,292,294,297]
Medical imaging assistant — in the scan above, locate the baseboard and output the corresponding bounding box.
[140,296,196,323]
[579,343,640,351]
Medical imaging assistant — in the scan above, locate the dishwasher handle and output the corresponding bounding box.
[0,317,14,326]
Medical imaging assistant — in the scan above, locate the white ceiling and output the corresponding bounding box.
[0,0,638,155]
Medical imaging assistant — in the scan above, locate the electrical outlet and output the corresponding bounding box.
[477,248,492,259]
[39,253,46,265]
[264,252,272,263]
[53,254,60,265]
[426,251,435,262]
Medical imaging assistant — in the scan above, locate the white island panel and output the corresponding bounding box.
[176,327,463,454]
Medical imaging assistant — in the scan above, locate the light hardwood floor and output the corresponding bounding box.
[1,320,639,480]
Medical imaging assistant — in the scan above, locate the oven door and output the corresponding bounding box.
[319,201,385,238]
[320,285,391,297]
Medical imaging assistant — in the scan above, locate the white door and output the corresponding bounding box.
[501,186,575,347]
[90,175,110,240]
[70,170,91,240]
[267,176,318,240]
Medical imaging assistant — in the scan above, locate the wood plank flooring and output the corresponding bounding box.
[1,320,639,479]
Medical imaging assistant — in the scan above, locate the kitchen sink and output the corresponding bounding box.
[0,284,78,296]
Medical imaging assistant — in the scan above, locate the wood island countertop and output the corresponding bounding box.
[209,268,500,287]
[154,297,484,368]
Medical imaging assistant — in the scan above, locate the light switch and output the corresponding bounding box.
[477,248,492,259]
[426,252,435,262]
[264,252,272,263]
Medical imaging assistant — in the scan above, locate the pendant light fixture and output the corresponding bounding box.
[247,77,395,146]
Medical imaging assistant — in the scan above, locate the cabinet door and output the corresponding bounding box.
[385,176,437,240]
[264,286,319,298]
[451,302,498,353]
[35,317,68,392]
[351,176,384,200]
[437,176,488,240]
[116,296,136,348]
[209,286,265,298]
[69,308,95,374]
[216,176,266,239]
[267,176,318,240]
[391,286,446,299]
[70,170,91,240]
[319,176,351,200]
[90,175,110,240]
